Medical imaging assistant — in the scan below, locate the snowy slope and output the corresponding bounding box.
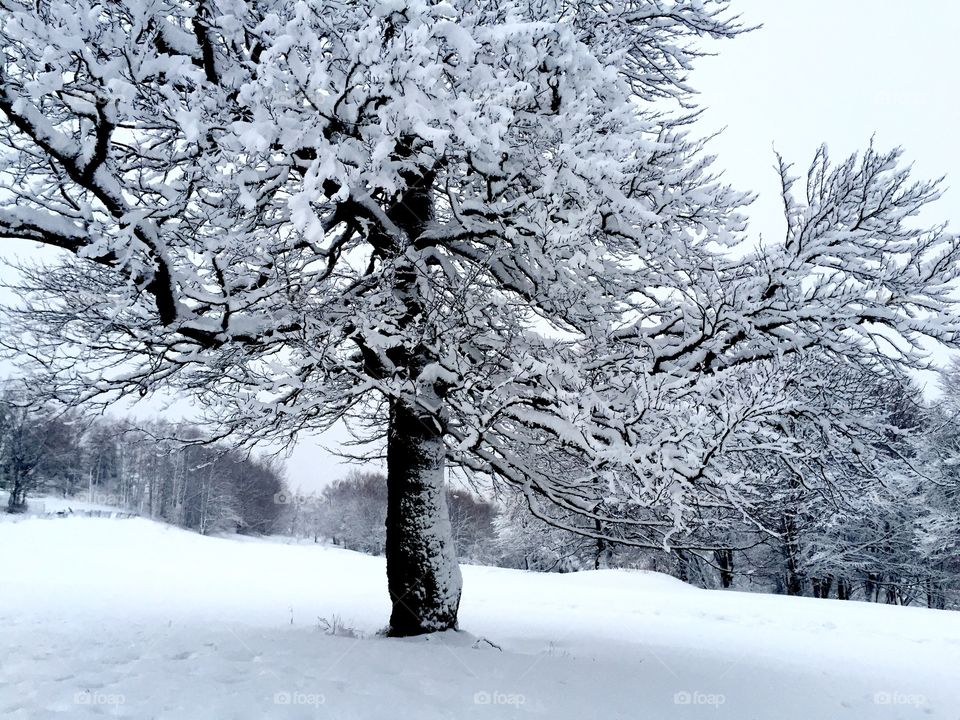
[1,517,957,719]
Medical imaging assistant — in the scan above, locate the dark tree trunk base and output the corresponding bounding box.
[385,399,462,637]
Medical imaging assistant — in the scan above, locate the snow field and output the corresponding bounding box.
[1,516,958,719]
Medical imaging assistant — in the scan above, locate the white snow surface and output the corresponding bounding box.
[13,493,132,516]
[1,516,958,719]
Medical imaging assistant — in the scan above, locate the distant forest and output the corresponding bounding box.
[0,393,284,534]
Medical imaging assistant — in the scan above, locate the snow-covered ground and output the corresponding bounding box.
[1,516,957,719]
[0,491,134,517]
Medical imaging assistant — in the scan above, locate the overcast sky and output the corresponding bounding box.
[3,1,959,492]
[696,0,958,236]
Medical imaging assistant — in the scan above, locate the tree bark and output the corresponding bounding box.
[714,549,734,588]
[385,398,462,636]
[836,577,851,600]
[675,549,691,583]
[7,476,27,513]
[594,516,607,570]
[811,575,833,599]
[781,515,804,596]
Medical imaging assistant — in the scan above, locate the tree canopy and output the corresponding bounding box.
[2,0,959,633]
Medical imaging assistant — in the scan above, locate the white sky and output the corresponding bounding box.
[695,0,958,238]
[3,1,959,492]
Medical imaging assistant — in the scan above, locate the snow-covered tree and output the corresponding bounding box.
[316,471,389,554]
[2,0,959,634]
[0,391,52,511]
[911,363,960,607]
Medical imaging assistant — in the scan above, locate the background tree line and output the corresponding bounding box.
[280,366,960,611]
[487,366,960,610]
[4,363,958,611]
[282,471,498,566]
[0,391,285,534]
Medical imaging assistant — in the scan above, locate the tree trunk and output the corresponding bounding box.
[714,549,734,588]
[812,575,832,599]
[7,473,27,513]
[675,549,691,583]
[836,577,851,600]
[594,517,607,570]
[385,398,462,636]
[372,141,462,636]
[926,579,945,609]
[781,515,804,596]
